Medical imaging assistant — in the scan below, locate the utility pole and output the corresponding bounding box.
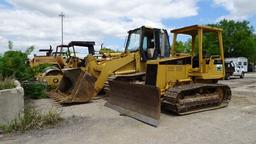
[59,12,65,48]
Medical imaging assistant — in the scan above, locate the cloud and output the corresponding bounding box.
[0,0,199,53]
[0,36,9,53]
[214,0,256,20]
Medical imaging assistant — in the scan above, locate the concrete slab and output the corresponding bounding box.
[0,81,24,125]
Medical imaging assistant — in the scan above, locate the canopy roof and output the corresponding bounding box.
[171,25,223,35]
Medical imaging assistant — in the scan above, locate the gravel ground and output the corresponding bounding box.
[1,73,256,144]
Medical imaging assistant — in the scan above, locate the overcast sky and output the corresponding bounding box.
[0,0,255,54]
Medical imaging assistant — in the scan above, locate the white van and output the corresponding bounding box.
[225,57,248,78]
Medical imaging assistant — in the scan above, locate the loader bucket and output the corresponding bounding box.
[105,80,161,127]
[49,68,97,104]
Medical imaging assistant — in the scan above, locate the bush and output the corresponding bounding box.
[0,106,62,133]
[0,51,34,81]
[0,50,49,99]
[0,77,15,90]
[22,81,48,99]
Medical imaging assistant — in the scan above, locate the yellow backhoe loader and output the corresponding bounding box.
[50,26,171,103]
[34,41,95,87]
[106,25,231,126]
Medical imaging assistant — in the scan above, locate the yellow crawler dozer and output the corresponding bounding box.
[106,25,231,126]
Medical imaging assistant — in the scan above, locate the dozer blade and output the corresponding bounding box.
[105,80,161,127]
[49,68,97,104]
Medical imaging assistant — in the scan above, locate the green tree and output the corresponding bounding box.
[175,41,186,53]
[174,40,192,53]
[205,19,256,62]
[99,47,119,53]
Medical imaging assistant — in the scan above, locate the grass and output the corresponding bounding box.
[0,78,16,90]
[0,106,62,133]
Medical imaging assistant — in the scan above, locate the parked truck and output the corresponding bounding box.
[225,57,248,78]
